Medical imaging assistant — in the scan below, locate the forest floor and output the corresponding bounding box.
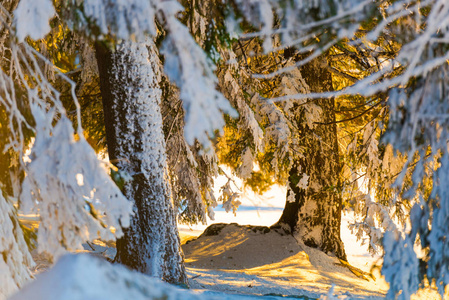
[22,183,444,299]
[25,215,443,300]
[27,220,442,300]
[175,183,444,300]
[181,222,386,299]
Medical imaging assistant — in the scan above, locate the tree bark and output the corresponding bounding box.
[95,39,187,284]
[275,58,347,261]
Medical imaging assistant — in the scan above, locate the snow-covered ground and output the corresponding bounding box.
[182,222,387,299]
[13,177,443,299]
[179,183,380,274]
[177,180,444,299]
[12,254,299,300]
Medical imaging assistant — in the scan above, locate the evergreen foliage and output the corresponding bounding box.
[1,0,449,299]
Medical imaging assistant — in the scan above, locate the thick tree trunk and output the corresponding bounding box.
[95,39,187,284]
[275,58,346,261]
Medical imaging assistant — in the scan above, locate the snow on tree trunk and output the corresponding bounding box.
[275,58,346,261]
[95,39,187,284]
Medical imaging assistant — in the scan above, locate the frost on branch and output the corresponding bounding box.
[218,66,264,181]
[222,69,264,154]
[232,0,449,103]
[378,57,449,297]
[233,0,273,53]
[424,152,449,295]
[1,14,132,259]
[218,178,241,215]
[382,231,419,300]
[162,87,211,224]
[160,1,237,150]
[14,0,55,41]
[257,94,292,178]
[234,0,369,67]
[76,0,157,39]
[350,193,399,255]
[0,192,34,300]
[66,0,238,151]
[21,114,132,258]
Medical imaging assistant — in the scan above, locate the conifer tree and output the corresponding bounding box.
[274,57,346,260]
[95,39,187,283]
[4,1,449,299]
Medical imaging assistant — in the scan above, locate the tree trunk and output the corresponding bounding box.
[95,39,187,284]
[275,58,347,261]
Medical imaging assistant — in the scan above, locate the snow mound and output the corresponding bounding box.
[9,254,204,300]
[183,223,388,299]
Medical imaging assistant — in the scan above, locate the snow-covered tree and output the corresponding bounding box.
[0,0,132,297]
[226,0,449,298]
[4,0,449,299]
[1,0,236,294]
[192,2,349,260]
[272,58,346,260]
[95,38,187,283]
[177,1,449,298]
